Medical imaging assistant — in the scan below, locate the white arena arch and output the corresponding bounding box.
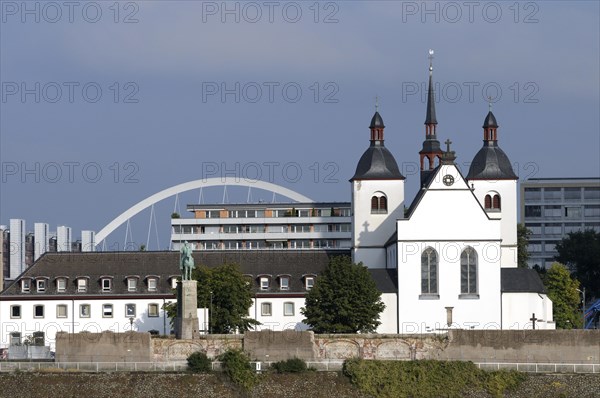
[95,177,314,247]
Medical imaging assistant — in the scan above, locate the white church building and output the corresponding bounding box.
[351,55,553,331]
[0,56,554,352]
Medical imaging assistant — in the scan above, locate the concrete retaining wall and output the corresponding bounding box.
[55,331,152,362]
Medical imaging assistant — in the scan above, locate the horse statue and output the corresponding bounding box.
[180,241,195,280]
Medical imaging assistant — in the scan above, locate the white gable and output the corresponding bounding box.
[398,164,500,242]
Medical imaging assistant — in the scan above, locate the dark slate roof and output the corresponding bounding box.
[351,143,405,180]
[369,111,385,128]
[0,252,179,297]
[501,268,546,294]
[368,269,398,293]
[1,250,371,297]
[483,111,498,128]
[419,139,442,154]
[466,143,518,180]
[425,74,437,125]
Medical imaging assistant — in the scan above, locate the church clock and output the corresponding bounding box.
[443,175,454,186]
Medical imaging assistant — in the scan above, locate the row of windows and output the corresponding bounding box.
[21,276,161,294]
[258,276,314,291]
[10,303,161,319]
[421,247,478,297]
[524,205,600,219]
[260,302,295,316]
[189,239,351,250]
[525,223,600,236]
[524,187,600,201]
[199,208,352,219]
[174,224,352,234]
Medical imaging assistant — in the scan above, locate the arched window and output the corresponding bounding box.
[421,248,438,295]
[460,247,478,295]
[379,196,387,212]
[484,195,492,209]
[371,196,379,211]
[493,195,501,209]
[371,193,388,214]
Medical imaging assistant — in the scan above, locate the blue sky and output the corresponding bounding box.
[1,1,599,250]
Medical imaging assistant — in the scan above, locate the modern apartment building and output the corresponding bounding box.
[171,202,352,251]
[520,178,600,268]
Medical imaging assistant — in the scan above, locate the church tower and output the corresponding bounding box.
[419,50,443,185]
[351,107,405,268]
[466,107,519,268]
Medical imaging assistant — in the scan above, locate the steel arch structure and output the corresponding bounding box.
[94,177,313,247]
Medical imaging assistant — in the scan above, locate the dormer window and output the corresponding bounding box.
[260,277,269,291]
[148,278,158,292]
[21,279,31,293]
[36,279,46,293]
[280,276,290,291]
[101,278,112,292]
[56,278,67,293]
[127,278,137,292]
[305,276,315,290]
[77,278,88,293]
[170,277,178,289]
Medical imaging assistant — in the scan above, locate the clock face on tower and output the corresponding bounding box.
[443,174,455,186]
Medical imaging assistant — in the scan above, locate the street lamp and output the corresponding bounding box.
[577,287,586,329]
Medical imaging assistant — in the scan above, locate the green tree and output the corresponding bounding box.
[195,263,259,334]
[517,224,531,268]
[301,256,385,333]
[543,263,582,329]
[555,230,600,299]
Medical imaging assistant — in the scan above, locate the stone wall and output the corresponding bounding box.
[434,329,600,364]
[56,329,600,365]
[55,331,152,362]
[152,335,242,362]
[245,330,317,361]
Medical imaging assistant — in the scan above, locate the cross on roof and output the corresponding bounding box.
[445,139,452,153]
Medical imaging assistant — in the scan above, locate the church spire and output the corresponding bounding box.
[369,97,385,144]
[419,49,443,185]
[425,49,437,135]
[483,98,499,144]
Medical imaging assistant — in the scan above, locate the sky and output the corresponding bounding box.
[1,0,599,250]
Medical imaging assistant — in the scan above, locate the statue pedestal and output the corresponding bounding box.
[175,280,200,340]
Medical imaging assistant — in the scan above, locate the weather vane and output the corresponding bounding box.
[428,49,434,72]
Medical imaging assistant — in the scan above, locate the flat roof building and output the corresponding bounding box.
[520,178,600,268]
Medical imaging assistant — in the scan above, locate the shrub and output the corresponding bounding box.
[343,359,526,398]
[187,351,212,373]
[272,358,307,373]
[218,349,258,391]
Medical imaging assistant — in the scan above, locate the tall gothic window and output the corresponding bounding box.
[460,247,478,295]
[421,248,438,295]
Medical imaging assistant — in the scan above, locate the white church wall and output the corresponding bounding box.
[502,292,555,330]
[470,179,519,268]
[377,292,398,333]
[352,179,404,268]
[396,240,502,333]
